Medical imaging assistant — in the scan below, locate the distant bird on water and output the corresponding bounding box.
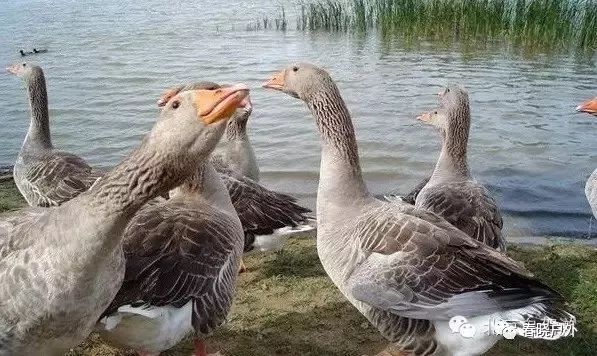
[19,48,47,57]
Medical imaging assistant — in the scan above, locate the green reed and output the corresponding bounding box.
[293,0,597,50]
[247,6,287,31]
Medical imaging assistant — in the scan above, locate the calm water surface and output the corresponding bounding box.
[1,0,596,238]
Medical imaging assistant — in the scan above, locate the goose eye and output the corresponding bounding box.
[292,66,299,72]
[22,63,26,67]
[446,88,450,93]
[171,100,180,109]
[433,111,438,115]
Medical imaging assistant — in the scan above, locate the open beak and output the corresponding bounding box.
[6,64,20,75]
[262,70,285,90]
[417,112,432,122]
[576,98,597,115]
[195,84,250,124]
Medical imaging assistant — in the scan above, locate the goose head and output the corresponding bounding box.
[147,84,249,161]
[262,63,334,102]
[6,62,43,84]
[576,97,597,116]
[157,81,253,134]
[417,85,470,133]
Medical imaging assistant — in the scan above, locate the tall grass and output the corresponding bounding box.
[292,0,597,50]
[247,6,288,31]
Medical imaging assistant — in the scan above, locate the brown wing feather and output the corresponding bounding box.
[20,151,102,206]
[348,202,564,320]
[416,181,505,251]
[221,173,312,236]
[102,199,242,334]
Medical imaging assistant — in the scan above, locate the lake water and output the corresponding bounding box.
[0,0,595,238]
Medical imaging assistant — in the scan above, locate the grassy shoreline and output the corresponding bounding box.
[1,180,595,355]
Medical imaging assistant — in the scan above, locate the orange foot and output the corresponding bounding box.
[194,338,223,356]
[366,348,409,356]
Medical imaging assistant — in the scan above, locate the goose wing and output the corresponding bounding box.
[19,151,103,206]
[416,181,505,251]
[221,173,312,236]
[102,200,242,332]
[400,176,430,205]
[346,201,563,321]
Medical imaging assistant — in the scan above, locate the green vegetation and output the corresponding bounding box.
[0,178,25,212]
[1,181,595,355]
[247,6,288,31]
[255,0,597,51]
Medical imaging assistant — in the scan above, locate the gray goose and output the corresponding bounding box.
[211,97,259,182]
[7,63,103,207]
[264,63,574,356]
[159,83,313,256]
[0,85,248,355]
[414,86,505,251]
[577,98,597,218]
[97,161,243,356]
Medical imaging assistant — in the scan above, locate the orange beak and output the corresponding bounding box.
[194,84,250,124]
[6,64,21,75]
[417,112,432,122]
[576,97,597,115]
[262,70,285,90]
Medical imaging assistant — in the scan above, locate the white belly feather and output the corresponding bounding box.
[97,302,193,354]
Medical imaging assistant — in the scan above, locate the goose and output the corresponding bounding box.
[414,86,505,251]
[264,63,574,356]
[158,82,259,181]
[0,84,249,355]
[97,160,243,356]
[210,98,259,182]
[577,98,597,218]
[576,97,597,115]
[7,63,103,207]
[158,83,313,256]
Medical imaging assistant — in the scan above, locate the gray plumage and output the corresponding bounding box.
[8,63,102,207]
[415,86,505,251]
[220,171,312,249]
[265,63,574,355]
[97,162,243,353]
[211,106,260,182]
[158,82,313,252]
[0,87,247,355]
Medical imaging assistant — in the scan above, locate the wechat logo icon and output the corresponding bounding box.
[449,316,477,338]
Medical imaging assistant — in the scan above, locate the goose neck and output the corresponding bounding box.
[23,71,52,150]
[225,120,248,141]
[172,161,235,213]
[87,142,197,220]
[308,88,368,205]
[431,120,470,181]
